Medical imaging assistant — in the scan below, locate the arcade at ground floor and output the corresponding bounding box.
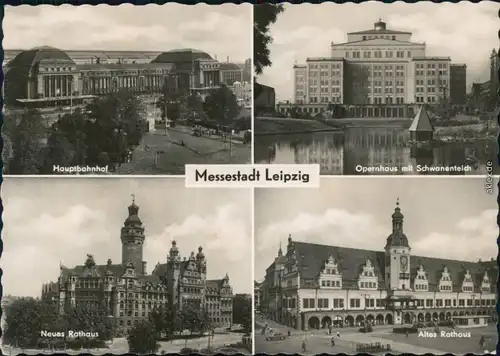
[275,307,496,330]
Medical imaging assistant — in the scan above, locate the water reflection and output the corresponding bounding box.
[255,127,497,175]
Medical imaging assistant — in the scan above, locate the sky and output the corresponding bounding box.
[258,2,499,101]
[254,178,497,281]
[4,4,252,63]
[1,178,252,296]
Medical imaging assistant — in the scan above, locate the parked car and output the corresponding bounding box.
[266,333,286,341]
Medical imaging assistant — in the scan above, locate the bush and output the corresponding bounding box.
[180,347,198,354]
[437,320,454,327]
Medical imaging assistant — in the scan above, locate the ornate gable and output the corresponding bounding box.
[414,265,428,291]
[318,254,342,289]
[438,266,452,292]
[358,259,378,290]
[461,269,474,293]
[481,271,491,293]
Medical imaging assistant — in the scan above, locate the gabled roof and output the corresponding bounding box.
[290,241,496,293]
[333,38,423,47]
[409,106,434,132]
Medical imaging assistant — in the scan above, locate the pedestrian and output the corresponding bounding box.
[405,331,409,338]
[479,335,485,348]
[302,340,307,353]
[337,331,340,338]
[331,336,335,347]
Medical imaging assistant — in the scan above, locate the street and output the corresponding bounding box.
[115,126,251,174]
[255,318,355,354]
[1,333,248,355]
[255,316,495,355]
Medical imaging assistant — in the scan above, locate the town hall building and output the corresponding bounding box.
[42,197,233,333]
[260,200,497,330]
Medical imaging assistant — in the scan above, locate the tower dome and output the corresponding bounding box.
[385,198,410,249]
[374,19,387,31]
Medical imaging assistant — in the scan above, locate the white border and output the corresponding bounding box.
[250,183,256,354]
[250,2,255,168]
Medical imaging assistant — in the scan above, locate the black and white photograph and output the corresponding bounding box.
[254,3,498,175]
[1,178,252,355]
[254,178,497,354]
[3,4,252,175]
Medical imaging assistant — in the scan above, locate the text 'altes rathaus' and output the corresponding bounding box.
[41,198,234,332]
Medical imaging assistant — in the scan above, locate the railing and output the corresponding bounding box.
[356,342,391,353]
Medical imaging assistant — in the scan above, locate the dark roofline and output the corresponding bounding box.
[347,29,412,35]
[5,48,166,54]
[293,241,491,266]
[332,39,424,46]
[306,57,344,62]
[412,57,451,61]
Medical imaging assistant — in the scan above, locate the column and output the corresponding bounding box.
[48,76,52,98]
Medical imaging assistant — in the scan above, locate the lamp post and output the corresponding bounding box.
[69,77,73,114]
[361,293,371,327]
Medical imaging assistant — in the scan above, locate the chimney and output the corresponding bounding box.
[142,261,147,275]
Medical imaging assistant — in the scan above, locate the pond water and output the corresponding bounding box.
[254,127,497,175]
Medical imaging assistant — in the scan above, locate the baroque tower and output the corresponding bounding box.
[120,194,146,274]
[384,198,411,291]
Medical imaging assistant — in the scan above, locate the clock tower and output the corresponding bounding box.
[384,198,411,291]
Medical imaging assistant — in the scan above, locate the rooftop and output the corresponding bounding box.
[289,239,495,293]
[347,20,412,36]
[409,106,434,132]
[8,46,75,68]
[152,48,213,64]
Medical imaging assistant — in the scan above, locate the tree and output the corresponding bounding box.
[148,304,179,338]
[187,94,204,115]
[232,294,252,333]
[8,109,46,174]
[253,4,284,76]
[127,320,160,355]
[41,130,76,173]
[3,297,57,349]
[64,303,115,342]
[203,85,240,126]
[157,84,184,125]
[177,307,211,336]
[42,110,90,172]
[84,91,146,164]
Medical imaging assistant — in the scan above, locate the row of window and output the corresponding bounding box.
[307,63,342,70]
[415,63,448,69]
[306,71,342,78]
[346,50,412,59]
[298,297,495,310]
[321,280,341,287]
[415,70,448,77]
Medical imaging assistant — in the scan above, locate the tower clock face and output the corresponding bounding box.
[400,256,408,271]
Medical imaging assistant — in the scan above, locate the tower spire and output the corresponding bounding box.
[278,240,283,257]
[392,198,403,233]
[131,193,135,204]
